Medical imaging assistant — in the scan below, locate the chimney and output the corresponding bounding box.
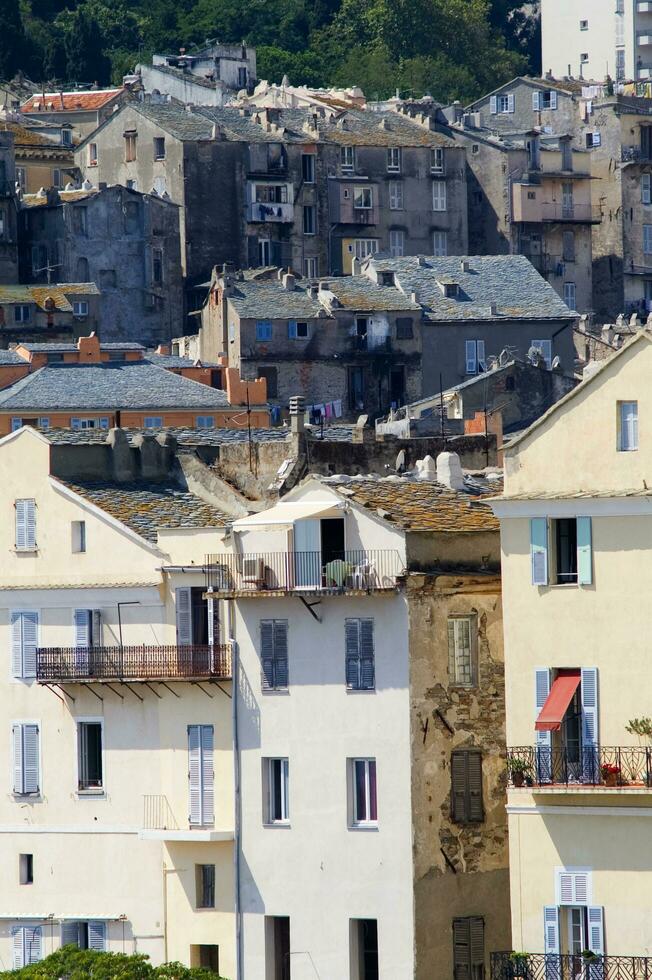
[351,257,362,276]
[77,332,101,363]
[460,259,471,272]
[282,273,296,291]
[417,255,426,267]
[289,394,305,435]
[489,302,498,316]
[156,343,171,355]
[436,451,465,490]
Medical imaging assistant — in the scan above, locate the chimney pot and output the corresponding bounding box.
[436,451,465,490]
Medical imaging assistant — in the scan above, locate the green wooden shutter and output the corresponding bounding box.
[576,516,593,585]
[451,751,468,823]
[467,751,484,821]
[469,917,485,971]
[452,918,471,980]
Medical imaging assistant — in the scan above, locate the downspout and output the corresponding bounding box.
[229,599,243,980]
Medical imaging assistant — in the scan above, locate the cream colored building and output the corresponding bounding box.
[0,426,235,974]
[492,329,652,974]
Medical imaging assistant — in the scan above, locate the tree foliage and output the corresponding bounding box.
[0,946,227,980]
[11,0,537,101]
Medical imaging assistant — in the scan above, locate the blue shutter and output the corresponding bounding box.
[530,518,549,585]
[576,517,593,585]
[490,96,497,114]
[550,90,558,110]
[288,320,298,339]
[88,920,107,951]
[581,667,599,781]
[345,619,361,689]
[359,619,375,690]
[532,91,541,110]
[273,620,289,689]
[200,725,214,825]
[21,612,38,679]
[535,668,552,781]
[260,620,275,690]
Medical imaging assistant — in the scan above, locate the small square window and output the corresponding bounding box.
[618,400,638,451]
[195,864,216,908]
[88,143,98,166]
[349,758,377,826]
[580,19,589,29]
[72,520,86,553]
[581,53,589,64]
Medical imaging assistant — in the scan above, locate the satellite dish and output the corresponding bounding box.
[551,355,561,369]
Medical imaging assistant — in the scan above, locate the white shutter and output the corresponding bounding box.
[490,95,497,114]
[26,501,36,549]
[188,724,214,826]
[23,724,39,794]
[88,920,107,951]
[576,517,593,586]
[643,173,651,205]
[588,907,604,954]
[532,91,541,110]
[21,612,38,679]
[12,927,24,969]
[12,725,24,794]
[207,596,216,646]
[465,340,477,374]
[15,500,31,550]
[176,588,192,644]
[550,90,558,109]
[581,668,599,747]
[61,921,80,947]
[25,926,41,964]
[507,94,515,113]
[74,609,90,647]
[543,907,560,954]
[557,869,591,905]
[11,611,23,678]
[92,610,102,646]
[188,724,201,825]
[200,724,214,825]
[530,518,549,586]
[535,668,552,783]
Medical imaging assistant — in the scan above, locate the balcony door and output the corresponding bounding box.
[293,519,322,588]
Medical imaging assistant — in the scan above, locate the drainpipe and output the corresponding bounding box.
[230,600,243,980]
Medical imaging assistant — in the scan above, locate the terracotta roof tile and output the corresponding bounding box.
[22,89,124,113]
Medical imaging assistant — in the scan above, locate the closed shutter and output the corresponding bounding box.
[201,724,214,825]
[469,918,485,972]
[23,724,39,794]
[587,907,604,955]
[92,610,102,646]
[21,612,38,679]
[535,668,552,780]
[16,499,35,549]
[288,320,298,339]
[260,620,275,690]
[451,751,468,822]
[465,340,477,374]
[12,927,24,969]
[507,94,515,112]
[74,609,90,647]
[188,724,214,826]
[25,926,41,964]
[557,869,591,905]
[175,588,192,645]
[543,906,560,954]
[643,173,651,205]
[11,611,23,678]
[467,751,484,821]
[532,91,541,110]
[345,618,361,689]
[477,340,486,371]
[359,619,375,689]
[12,725,24,794]
[88,920,107,951]
[489,96,497,115]
[550,91,558,109]
[188,724,201,824]
[61,921,80,947]
[581,667,599,781]
[273,620,289,688]
[206,596,218,646]
[453,918,471,980]
[530,518,549,585]
[576,517,593,585]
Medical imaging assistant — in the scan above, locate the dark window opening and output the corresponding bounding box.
[196,864,216,908]
[555,517,578,584]
[349,366,364,411]
[257,366,278,399]
[190,945,220,972]
[78,722,102,790]
[321,518,345,566]
[19,853,33,885]
[352,919,379,980]
[266,916,290,980]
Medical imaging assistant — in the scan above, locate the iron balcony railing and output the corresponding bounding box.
[492,952,652,980]
[36,644,232,682]
[205,550,405,594]
[143,794,179,830]
[507,746,652,788]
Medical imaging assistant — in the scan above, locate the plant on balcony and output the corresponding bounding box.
[581,949,600,961]
[626,716,652,743]
[508,952,530,978]
[508,757,533,788]
[600,763,621,787]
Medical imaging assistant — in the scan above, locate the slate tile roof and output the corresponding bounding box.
[0,361,234,411]
[43,424,353,445]
[21,342,145,352]
[322,474,502,531]
[22,89,125,112]
[23,189,99,208]
[0,283,99,312]
[0,350,26,364]
[0,121,65,147]
[324,276,419,312]
[367,255,575,321]
[227,280,324,319]
[145,353,220,368]
[59,479,228,542]
[316,108,456,148]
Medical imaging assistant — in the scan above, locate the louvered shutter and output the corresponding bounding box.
[574,872,589,904]
[451,751,468,822]
[535,668,552,780]
[288,320,298,339]
[489,96,497,115]
[588,907,604,955]
[345,618,361,689]
[21,612,38,679]
[643,173,651,205]
[468,752,484,821]
[477,340,486,371]
[530,518,549,585]
[188,724,202,824]
[452,918,471,980]
[273,620,289,689]
[23,725,39,794]
[11,611,23,678]
[260,620,275,690]
[465,340,477,374]
[581,667,599,782]
[201,725,214,825]
[359,619,375,690]
[533,91,541,110]
[15,500,28,549]
[12,725,24,794]
[576,517,593,585]
[61,921,80,947]
[507,94,515,112]
[175,588,192,645]
[26,501,36,549]
[88,920,107,951]
[543,906,560,953]
[74,609,90,647]
[206,597,218,646]
[550,91,558,109]
[469,918,484,972]
[12,927,24,969]
[559,872,575,904]
[25,926,41,964]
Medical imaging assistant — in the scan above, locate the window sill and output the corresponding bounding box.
[263,821,291,829]
[349,822,379,831]
[13,548,38,555]
[12,794,41,802]
[76,789,106,798]
[346,687,376,694]
[262,689,290,696]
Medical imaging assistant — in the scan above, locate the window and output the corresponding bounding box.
[61,128,72,146]
[143,416,163,428]
[16,167,25,190]
[264,757,290,823]
[465,340,486,375]
[301,153,315,183]
[256,320,273,341]
[563,282,576,309]
[432,182,447,211]
[341,146,355,173]
[257,366,278,398]
[88,143,98,166]
[562,230,576,262]
[388,181,403,210]
[350,919,379,980]
[345,618,375,691]
[265,917,290,980]
[453,917,484,980]
[288,320,308,339]
[533,90,559,110]
[61,921,106,951]
[451,749,483,823]
[396,317,413,339]
[153,176,166,196]
[124,131,137,162]
[580,19,588,29]
[448,617,477,686]
[304,257,318,278]
[153,136,165,159]
[530,517,592,587]
[191,945,220,972]
[643,174,652,206]
[71,417,110,430]
[15,499,36,551]
[14,305,30,323]
[387,147,401,173]
[580,53,589,64]
[12,723,40,795]
[11,611,39,679]
[354,186,373,209]
[78,722,103,791]
[645,225,652,256]
[389,229,405,257]
[616,48,625,81]
[188,724,214,826]
[19,854,33,885]
[433,231,448,256]
[261,620,288,690]
[619,400,638,451]
[11,926,42,967]
[72,520,86,553]
[531,339,552,367]
[73,208,87,236]
[431,147,445,173]
[196,416,215,428]
[491,93,514,114]
[303,205,316,234]
[152,247,163,285]
[554,518,578,584]
[255,184,288,204]
[350,758,377,825]
[472,144,479,156]
[73,301,89,317]
[52,168,62,188]
[353,239,379,260]
[196,864,216,908]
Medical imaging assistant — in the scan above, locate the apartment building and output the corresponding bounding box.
[19,184,183,346]
[490,328,652,975]
[205,410,509,979]
[0,283,100,338]
[20,89,129,143]
[134,42,257,106]
[0,424,235,973]
[4,119,76,195]
[73,101,467,287]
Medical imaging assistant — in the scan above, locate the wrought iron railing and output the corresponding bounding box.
[205,550,405,594]
[507,746,652,788]
[492,951,652,980]
[36,644,232,682]
[143,794,179,830]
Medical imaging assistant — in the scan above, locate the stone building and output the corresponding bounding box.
[20,88,129,143]
[0,132,19,283]
[134,42,257,105]
[19,184,183,346]
[0,282,100,339]
[1,118,75,195]
[74,101,467,293]
[462,76,584,142]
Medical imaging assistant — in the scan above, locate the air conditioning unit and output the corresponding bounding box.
[242,556,264,588]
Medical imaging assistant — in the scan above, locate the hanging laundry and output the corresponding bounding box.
[334,400,343,418]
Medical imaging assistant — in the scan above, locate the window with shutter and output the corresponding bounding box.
[13,723,39,795]
[447,617,476,686]
[61,921,80,948]
[175,588,193,645]
[643,174,651,205]
[556,868,592,905]
[11,610,39,679]
[88,921,106,951]
[345,618,375,691]
[618,401,638,451]
[15,499,36,550]
[453,917,484,980]
[12,925,42,967]
[451,750,484,824]
[260,619,289,691]
[530,518,549,586]
[188,724,214,826]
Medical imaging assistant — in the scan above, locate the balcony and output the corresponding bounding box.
[507,746,652,789]
[492,953,652,980]
[638,32,652,44]
[541,203,602,223]
[351,335,393,353]
[36,644,232,683]
[140,795,234,842]
[246,201,294,223]
[205,550,405,596]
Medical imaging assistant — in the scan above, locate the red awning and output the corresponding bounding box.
[535,670,581,731]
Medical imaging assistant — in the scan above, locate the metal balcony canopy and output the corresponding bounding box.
[535,669,581,731]
[232,500,346,529]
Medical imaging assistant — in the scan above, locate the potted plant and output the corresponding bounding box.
[509,952,530,978]
[509,758,533,788]
[581,949,599,962]
[600,763,621,787]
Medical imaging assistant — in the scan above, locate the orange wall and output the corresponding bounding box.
[0,408,270,436]
[0,365,31,390]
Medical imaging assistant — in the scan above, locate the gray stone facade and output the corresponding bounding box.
[463,76,582,140]
[0,132,19,283]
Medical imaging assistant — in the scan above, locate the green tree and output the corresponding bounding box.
[63,4,112,84]
[0,946,227,980]
[0,0,27,79]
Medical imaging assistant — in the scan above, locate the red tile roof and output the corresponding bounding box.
[21,89,124,113]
